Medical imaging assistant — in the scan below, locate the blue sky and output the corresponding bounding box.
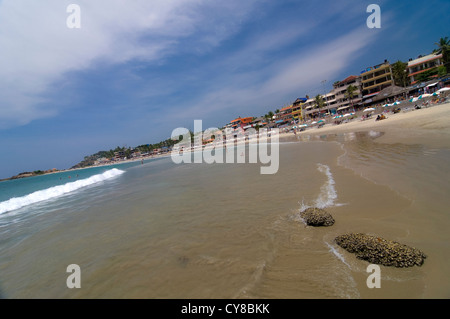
[0,0,449,178]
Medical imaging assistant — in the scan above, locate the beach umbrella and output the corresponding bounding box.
[343,113,352,117]
[311,121,317,125]
[393,101,401,105]
[363,108,375,112]
[418,93,431,99]
[432,92,438,96]
[333,115,342,119]
[437,87,450,93]
[300,124,308,128]
[317,120,325,123]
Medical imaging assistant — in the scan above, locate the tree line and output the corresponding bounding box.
[71,137,179,169]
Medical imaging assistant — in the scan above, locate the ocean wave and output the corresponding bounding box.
[314,164,337,209]
[0,168,125,215]
[325,241,351,268]
[296,164,338,217]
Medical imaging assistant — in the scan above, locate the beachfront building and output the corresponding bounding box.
[407,53,444,84]
[250,116,268,128]
[332,75,362,113]
[360,60,394,103]
[304,93,336,118]
[114,151,126,161]
[303,97,318,120]
[324,91,337,113]
[291,98,307,123]
[131,151,142,158]
[274,105,293,127]
[229,117,253,129]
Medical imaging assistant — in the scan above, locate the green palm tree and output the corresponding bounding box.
[435,36,450,73]
[345,85,357,112]
[391,60,409,87]
[314,94,324,112]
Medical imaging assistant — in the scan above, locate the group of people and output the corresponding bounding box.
[375,114,387,121]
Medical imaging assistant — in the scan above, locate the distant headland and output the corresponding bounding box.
[0,168,60,182]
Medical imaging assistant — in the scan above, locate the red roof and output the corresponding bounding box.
[340,75,358,84]
[230,117,252,123]
[280,105,292,112]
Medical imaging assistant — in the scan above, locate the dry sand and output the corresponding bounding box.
[282,102,450,149]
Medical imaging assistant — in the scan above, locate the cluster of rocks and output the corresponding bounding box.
[300,207,335,227]
[298,207,426,268]
[335,233,426,268]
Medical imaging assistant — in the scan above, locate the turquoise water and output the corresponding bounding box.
[0,161,144,203]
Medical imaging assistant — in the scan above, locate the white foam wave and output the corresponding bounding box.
[314,164,337,209]
[0,168,125,215]
[298,198,310,212]
[368,130,382,138]
[325,242,351,268]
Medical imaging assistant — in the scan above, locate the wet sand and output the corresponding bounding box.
[281,102,450,148]
[1,103,449,299]
[277,102,450,298]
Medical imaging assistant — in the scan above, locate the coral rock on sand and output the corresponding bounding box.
[335,233,426,268]
[300,207,335,227]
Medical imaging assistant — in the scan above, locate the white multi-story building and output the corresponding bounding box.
[407,53,443,84]
[332,75,362,113]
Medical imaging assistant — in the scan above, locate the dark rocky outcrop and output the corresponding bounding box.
[300,207,335,227]
[335,233,426,268]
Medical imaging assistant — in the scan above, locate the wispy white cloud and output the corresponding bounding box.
[0,0,259,128]
[164,27,377,126]
[261,28,374,95]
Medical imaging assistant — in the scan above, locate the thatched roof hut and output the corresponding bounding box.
[372,85,408,102]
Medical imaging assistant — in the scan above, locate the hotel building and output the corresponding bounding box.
[360,61,394,98]
[407,53,444,84]
[229,117,253,129]
[333,75,362,113]
[291,98,307,122]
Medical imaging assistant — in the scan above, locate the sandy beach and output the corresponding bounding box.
[60,102,450,175]
[2,102,450,299]
[280,102,450,149]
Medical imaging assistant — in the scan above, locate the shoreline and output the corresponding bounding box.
[0,152,172,183]
[278,102,450,149]
[2,103,450,299]
[68,102,450,174]
[3,102,449,182]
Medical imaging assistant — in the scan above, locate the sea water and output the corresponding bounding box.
[0,135,449,299]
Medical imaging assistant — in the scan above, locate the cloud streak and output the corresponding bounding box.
[0,0,259,128]
[164,27,376,127]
